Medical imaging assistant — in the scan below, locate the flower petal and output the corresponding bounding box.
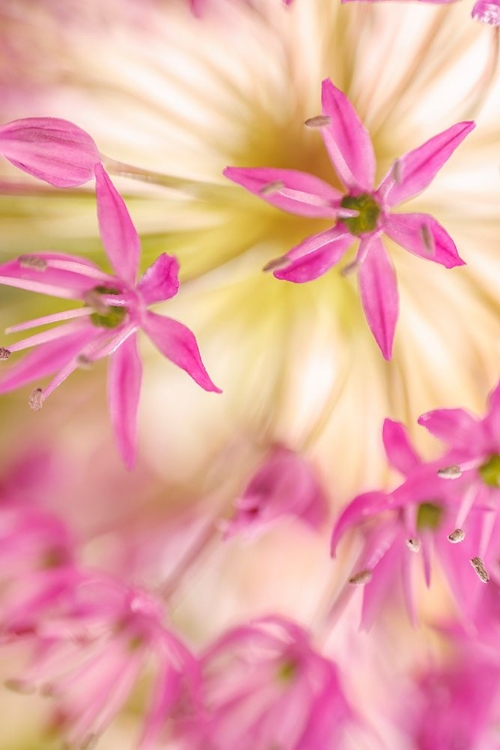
[320,79,376,192]
[384,212,465,269]
[0,252,113,300]
[142,311,221,393]
[382,419,421,476]
[107,333,142,470]
[273,228,353,283]
[95,163,140,284]
[223,167,343,218]
[377,121,475,208]
[331,491,390,556]
[417,408,480,449]
[0,322,95,394]
[358,236,399,360]
[0,117,101,187]
[137,254,180,305]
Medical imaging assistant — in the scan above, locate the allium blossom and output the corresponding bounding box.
[0,163,221,468]
[225,79,474,359]
[178,616,352,750]
[4,571,200,750]
[222,445,328,539]
[0,117,101,187]
[330,419,486,626]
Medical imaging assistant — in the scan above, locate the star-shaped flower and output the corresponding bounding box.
[224,79,474,359]
[0,164,221,469]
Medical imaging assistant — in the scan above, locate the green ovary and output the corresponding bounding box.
[89,286,127,329]
[479,454,500,487]
[416,502,443,531]
[340,193,381,236]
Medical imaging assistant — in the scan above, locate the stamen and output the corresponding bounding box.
[420,223,435,255]
[406,538,420,552]
[29,388,43,411]
[18,255,48,271]
[0,347,11,360]
[341,260,358,277]
[4,679,35,694]
[392,159,403,184]
[470,556,489,583]
[76,354,92,369]
[263,256,290,273]
[259,181,285,196]
[6,307,92,334]
[84,289,109,315]
[43,258,111,281]
[448,528,465,543]
[305,115,331,128]
[437,465,462,479]
[348,569,372,585]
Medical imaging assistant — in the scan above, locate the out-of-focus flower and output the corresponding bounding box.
[472,0,500,23]
[0,162,221,468]
[330,419,488,626]
[0,117,101,187]
[225,79,473,359]
[177,616,352,750]
[222,445,328,539]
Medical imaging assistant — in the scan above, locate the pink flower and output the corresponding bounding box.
[178,616,352,750]
[0,163,221,469]
[0,117,101,187]
[224,79,474,359]
[190,0,292,16]
[5,572,200,750]
[330,419,485,627]
[472,0,500,23]
[222,446,328,540]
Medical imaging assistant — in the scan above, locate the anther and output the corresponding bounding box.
[448,528,465,543]
[406,538,420,552]
[420,223,435,255]
[28,387,43,411]
[392,159,403,184]
[260,181,285,196]
[348,569,372,585]
[470,556,489,583]
[437,465,462,479]
[0,348,11,360]
[341,260,358,277]
[84,289,108,314]
[18,255,47,271]
[76,354,92,369]
[263,256,290,273]
[4,678,34,694]
[304,115,331,128]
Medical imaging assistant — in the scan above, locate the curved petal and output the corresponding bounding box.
[417,408,480,449]
[320,79,376,192]
[95,163,140,284]
[0,322,96,394]
[382,419,421,475]
[377,121,475,208]
[384,213,465,268]
[137,254,180,305]
[0,117,101,187]
[142,311,221,393]
[223,167,342,218]
[107,333,142,470]
[0,252,112,300]
[330,491,390,556]
[358,236,399,360]
[273,229,353,283]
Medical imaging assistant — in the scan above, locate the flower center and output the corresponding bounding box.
[416,502,443,531]
[340,193,381,236]
[277,659,297,683]
[87,286,127,329]
[478,454,500,487]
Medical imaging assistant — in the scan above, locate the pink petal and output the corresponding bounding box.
[472,0,500,24]
[384,213,465,268]
[223,167,343,218]
[417,408,480,449]
[107,333,142,470]
[0,323,96,394]
[0,117,101,187]
[382,419,421,476]
[274,229,353,283]
[330,491,390,556]
[358,236,399,360]
[320,79,376,192]
[484,380,500,444]
[377,121,475,208]
[137,254,180,305]
[94,163,140,284]
[0,253,112,300]
[142,311,221,393]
